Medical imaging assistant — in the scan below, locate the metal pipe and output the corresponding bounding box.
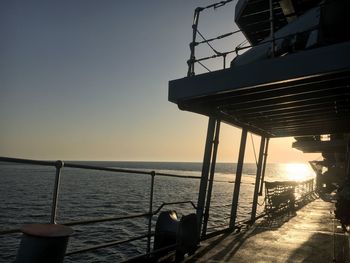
[65,234,150,256]
[0,156,56,167]
[187,8,201,76]
[147,171,155,254]
[51,161,64,224]
[251,136,266,222]
[63,213,151,227]
[197,117,216,238]
[259,138,270,195]
[229,128,248,229]
[202,120,221,237]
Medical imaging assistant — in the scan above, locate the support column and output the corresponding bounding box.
[197,117,216,238]
[251,136,266,222]
[202,120,221,237]
[229,128,248,229]
[259,138,270,196]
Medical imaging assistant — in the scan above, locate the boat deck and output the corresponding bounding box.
[185,198,349,262]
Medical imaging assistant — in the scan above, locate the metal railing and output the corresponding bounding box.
[264,178,315,215]
[186,0,325,76]
[0,156,234,261]
[0,156,200,260]
[187,0,241,76]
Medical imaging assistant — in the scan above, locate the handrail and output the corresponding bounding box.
[0,156,57,166]
[186,0,323,76]
[63,212,150,227]
[65,233,150,256]
[0,156,201,262]
[0,155,258,261]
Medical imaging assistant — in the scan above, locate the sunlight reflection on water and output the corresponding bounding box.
[284,163,315,181]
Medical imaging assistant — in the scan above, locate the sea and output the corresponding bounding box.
[0,161,315,262]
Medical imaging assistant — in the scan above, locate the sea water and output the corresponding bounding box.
[0,161,315,262]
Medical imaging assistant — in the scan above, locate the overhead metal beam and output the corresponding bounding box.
[179,75,350,110]
[228,95,349,115]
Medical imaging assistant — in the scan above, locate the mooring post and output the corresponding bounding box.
[251,136,266,222]
[229,128,247,229]
[202,120,221,237]
[16,224,73,263]
[197,117,216,239]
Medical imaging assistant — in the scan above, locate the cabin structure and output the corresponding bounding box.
[169,0,350,241]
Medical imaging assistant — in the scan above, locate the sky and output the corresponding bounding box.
[0,0,320,163]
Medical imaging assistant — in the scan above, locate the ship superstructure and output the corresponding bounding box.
[169,0,350,250]
[1,0,350,262]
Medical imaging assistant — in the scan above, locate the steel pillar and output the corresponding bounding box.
[202,120,221,237]
[251,136,266,222]
[229,128,248,229]
[259,138,270,196]
[197,117,216,238]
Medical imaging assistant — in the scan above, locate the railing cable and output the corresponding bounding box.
[197,61,212,72]
[196,29,242,46]
[250,133,258,167]
[196,29,221,55]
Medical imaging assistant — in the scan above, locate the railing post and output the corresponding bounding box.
[197,117,216,239]
[259,138,270,196]
[147,171,155,254]
[251,136,266,222]
[187,8,202,77]
[202,120,221,237]
[51,160,64,224]
[229,128,247,229]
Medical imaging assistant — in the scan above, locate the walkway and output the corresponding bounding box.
[185,198,349,262]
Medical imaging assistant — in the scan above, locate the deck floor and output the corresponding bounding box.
[185,198,349,263]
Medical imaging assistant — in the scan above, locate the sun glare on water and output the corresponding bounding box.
[285,163,313,181]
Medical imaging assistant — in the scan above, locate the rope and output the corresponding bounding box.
[196,29,221,55]
[257,198,265,207]
[250,133,258,167]
[197,61,211,72]
[196,29,242,45]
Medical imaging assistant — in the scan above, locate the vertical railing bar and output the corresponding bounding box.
[51,160,64,224]
[229,128,248,229]
[187,8,202,76]
[202,120,221,237]
[147,171,155,254]
[223,54,226,69]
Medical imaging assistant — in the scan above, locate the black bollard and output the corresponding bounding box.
[16,224,73,263]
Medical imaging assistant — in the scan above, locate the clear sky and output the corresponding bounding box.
[0,0,320,163]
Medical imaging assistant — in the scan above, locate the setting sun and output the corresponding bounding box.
[285,163,314,181]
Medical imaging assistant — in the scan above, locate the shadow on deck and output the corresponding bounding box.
[184,198,349,263]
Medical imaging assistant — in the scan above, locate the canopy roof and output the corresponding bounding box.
[169,42,350,138]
